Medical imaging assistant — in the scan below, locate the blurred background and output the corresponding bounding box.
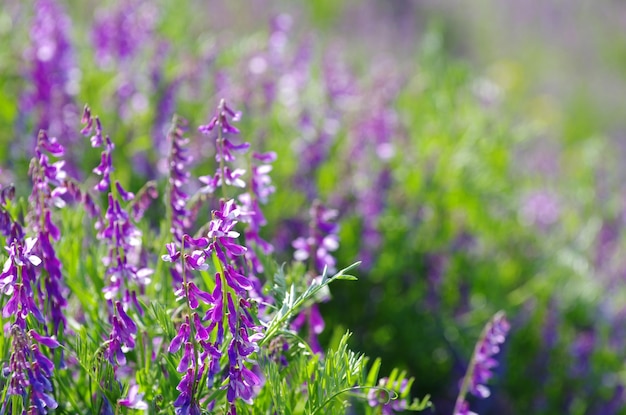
[2,0,626,414]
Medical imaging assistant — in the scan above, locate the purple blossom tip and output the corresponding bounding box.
[29,330,60,349]
[118,384,148,410]
[115,181,135,201]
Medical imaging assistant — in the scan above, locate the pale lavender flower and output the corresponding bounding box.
[342,78,401,268]
[292,201,340,275]
[292,111,336,199]
[520,189,561,229]
[367,377,410,415]
[130,181,158,222]
[322,48,358,106]
[118,383,148,410]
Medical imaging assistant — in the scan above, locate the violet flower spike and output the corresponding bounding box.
[237,151,277,274]
[22,0,80,152]
[453,311,510,415]
[165,117,193,288]
[28,130,70,335]
[4,320,58,413]
[88,119,149,364]
[197,100,250,196]
[290,201,339,353]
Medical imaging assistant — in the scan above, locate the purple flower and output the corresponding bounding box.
[29,330,60,349]
[198,99,242,136]
[238,151,276,274]
[164,199,264,410]
[4,321,58,413]
[166,117,192,244]
[206,199,247,264]
[453,312,510,415]
[20,0,80,154]
[83,113,151,365]
[173,368,202,415]
[290,201,339,353]
[91,0,157,68]
[323,48,358,105]
[0,184,16,238]
[92,136,115,193]
[80,105,103,148]
[176,281,213,309]
[26,130,70,336]
[198,100,250,195]
[130,181,158,221]
[225,294,263,410]
[291,304,325,354]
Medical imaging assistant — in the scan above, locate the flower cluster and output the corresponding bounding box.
[91,0,157,68]
[161,101,267,413]
[292,201,340,275]
[27,130,68,336]
[4,327,60,414]
[238,151,276,275]
[0,184,17,237]
[21,0,80,149]
[1,235,62,414]
[344,75,401,268]
[81,108,152,366]
[198,99,274,298]
[453,311,510,415]
[167,116,192,244]
[198,99,249,194]
[1,237,42,318]
[163,199,263,413]
[291,201,340,353]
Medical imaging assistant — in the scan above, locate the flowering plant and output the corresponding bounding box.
[0,101,441,414]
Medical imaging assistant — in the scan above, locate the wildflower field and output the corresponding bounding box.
[1,1,626,414]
